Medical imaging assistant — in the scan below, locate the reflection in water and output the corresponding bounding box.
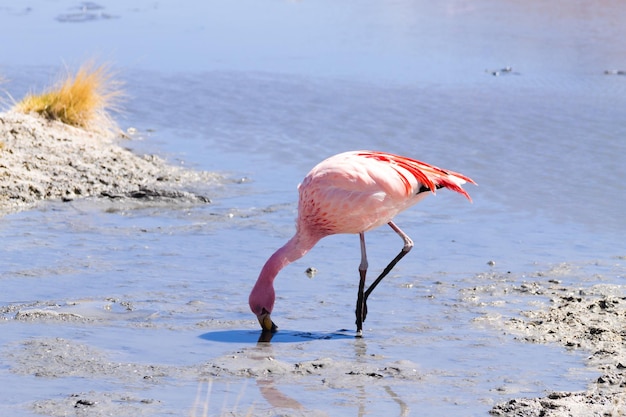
[198,329,412,414]
[352,338,410,417]
[249,339,304,411]
[241,335,411,416]
[256,378,303,410]
[257,330,275,344]
[385,386,410,417]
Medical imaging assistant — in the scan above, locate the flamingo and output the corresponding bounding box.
[249,150,476,337]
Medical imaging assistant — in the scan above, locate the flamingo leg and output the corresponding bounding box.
[362,221,413,319]
[355,232,368,337]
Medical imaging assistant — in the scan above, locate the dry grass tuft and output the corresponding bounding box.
[190,380,254,417]
[14,61,124,133]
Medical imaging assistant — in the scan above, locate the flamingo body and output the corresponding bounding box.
[249,150,475,336]
[298,151,471,236]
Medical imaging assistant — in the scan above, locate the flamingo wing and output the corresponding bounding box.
[357,151,476,201]
[297,151,475,236]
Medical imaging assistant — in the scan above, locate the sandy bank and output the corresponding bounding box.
[0,111,217,215]
[469,278,626,416]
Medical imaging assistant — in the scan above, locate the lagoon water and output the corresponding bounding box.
[1,1,626,416]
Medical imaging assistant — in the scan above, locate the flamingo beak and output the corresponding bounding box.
[257,310,278,333]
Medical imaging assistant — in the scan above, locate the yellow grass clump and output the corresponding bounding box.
[14,62,124,132]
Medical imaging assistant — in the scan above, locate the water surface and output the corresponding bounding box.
[1,1,625,416]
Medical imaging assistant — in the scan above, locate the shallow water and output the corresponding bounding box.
[1,1,626,416]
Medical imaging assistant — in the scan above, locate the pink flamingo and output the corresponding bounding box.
[249,150,476,337]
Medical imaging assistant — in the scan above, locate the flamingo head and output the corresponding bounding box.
[249,285,278,333]
[257,308,278,333]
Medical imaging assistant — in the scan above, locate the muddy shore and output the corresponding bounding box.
[4,273,625,416]
[468,277,626,416]
[0,111,217,215]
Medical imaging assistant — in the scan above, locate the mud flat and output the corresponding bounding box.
[2,112,625,416]
[467,275,626,416]
[0,111,217,215]
[4,271,626,416]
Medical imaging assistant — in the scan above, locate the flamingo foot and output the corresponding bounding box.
[355,300,368,337]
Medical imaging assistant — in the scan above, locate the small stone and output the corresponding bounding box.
[75,399,95,407]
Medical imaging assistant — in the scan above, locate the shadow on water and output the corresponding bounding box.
[197,331,410,416]
[199,329,354,344]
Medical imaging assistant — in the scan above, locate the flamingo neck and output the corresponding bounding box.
[249,231,320,315]
[260,232,319,284]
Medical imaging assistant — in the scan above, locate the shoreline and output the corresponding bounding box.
[0,111,217,216]
[470,279,626,416]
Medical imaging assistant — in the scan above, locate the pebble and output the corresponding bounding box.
[305,267,318,278]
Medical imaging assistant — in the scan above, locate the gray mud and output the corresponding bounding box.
[2,268,625,416]
[466,277,626,416]
[4,330,424,416]
[0,111,216,215]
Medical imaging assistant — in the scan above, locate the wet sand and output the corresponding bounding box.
[1,112,625,416]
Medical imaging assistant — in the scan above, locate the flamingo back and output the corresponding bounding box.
[296,151,475,237]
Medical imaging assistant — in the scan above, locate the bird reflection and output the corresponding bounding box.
[352,338,410,417]
[257,329,275,343]
[385,385,410,417]
[256,378,303,410]
[248,335,304,411]
[247,332,410,416]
